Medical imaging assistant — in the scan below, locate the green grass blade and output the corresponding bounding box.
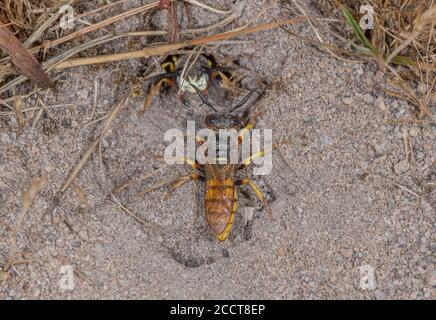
[392,55,417,67]
[339,4,378,54]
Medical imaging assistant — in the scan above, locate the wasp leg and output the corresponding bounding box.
[210,69,232,82]
[239,139,288,170]
[142,77,174,113]
[165,172,204,200]
[179,92,191,108]
[236,178,272,217]
[238,148,268,170]
[195,135,206,144]
[237,112,262,144]
[178,156,203,171]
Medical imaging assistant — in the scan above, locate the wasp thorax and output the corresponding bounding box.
[204,114,241,130]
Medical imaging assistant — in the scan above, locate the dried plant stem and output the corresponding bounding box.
[23,0,77,48]
[53,17,307,69]
[184,0,233,15]
[0,26,52,88]
[41,1,165,52]
[385,4,436,65]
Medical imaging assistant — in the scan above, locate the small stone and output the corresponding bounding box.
[394,160,410,175]
[33,289,40,298]
[320,135,331,148]
[78,230,88,240]
[376,96,386,111]
[409,127,420,137]
[374,141,392,155]
[428,270,436,286]
[363,93,374,104]
[52,215,61,224]
[77,89,88,100]
[343,97,354,105]
[375,290,386,300]
[0,272,9,281]
[340,248,353,258]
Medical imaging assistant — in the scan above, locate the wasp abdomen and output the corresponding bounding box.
[204,178,237,241]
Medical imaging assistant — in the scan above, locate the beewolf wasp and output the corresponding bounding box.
[166,88,273,241]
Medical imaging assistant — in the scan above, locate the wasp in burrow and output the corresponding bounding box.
[142,52,233,112]
[164,87,273,241]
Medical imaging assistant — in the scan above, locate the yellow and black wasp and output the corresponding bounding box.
[166,88,272,241]
[142,52,232,111]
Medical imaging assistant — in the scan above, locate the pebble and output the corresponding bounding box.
[394,160,410,175]
[340,248,353,258]
[343,97,354,106]
[428,270,436,286]
[320,135,331,148]
[363,93,374,104]
[409,127,420,137]
[0,272,9,281]
[416,152,425,160]
[376,96,386,111]
[374,141,392,155]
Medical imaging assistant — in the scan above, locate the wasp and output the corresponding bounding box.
[166,88,272,241]
[142,52,232,111]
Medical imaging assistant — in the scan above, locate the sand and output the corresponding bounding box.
[0,0,434,299]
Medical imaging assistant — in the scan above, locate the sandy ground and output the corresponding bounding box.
[0,0,435,299]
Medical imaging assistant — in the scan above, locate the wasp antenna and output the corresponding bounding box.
[230,90,259,113]
[191,84,218,112]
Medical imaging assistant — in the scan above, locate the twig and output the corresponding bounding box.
[0,26,52,88]
[23,0,77,48]
[184,0,233,15]
[3,176,47,272]
[0,33,121,95]
[110,192,162,230]
[41,1,169,51]
[52,17,307,69]
[166,0,180,43]
[0,12,238,92]
[89,78,99,122]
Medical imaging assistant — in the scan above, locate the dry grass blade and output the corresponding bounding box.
[44,92,131,216]
[53,17,307,69]
[184,0,233,15]
[2,176,48,273]
[23,0,77,48]
[40,0,169,52]
[13,96,25,134]
[332,1,435,118]
[0,26,52,88]
[166,0,180,43]
[0,33,121,95]
[386,4,436,65]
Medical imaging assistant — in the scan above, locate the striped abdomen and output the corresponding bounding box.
[204,177,237,241]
